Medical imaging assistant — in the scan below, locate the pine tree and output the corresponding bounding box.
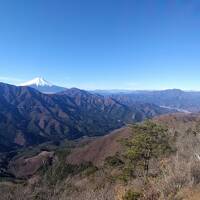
[124,121,171,178]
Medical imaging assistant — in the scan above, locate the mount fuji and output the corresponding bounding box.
[20,77,66,93]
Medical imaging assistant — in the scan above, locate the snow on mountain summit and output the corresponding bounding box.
[20,77,53,87]
[20,77,66,93]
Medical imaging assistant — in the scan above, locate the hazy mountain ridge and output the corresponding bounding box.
[98,89,200,112]
[19,78,200,112]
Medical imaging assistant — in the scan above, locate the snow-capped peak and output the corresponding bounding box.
[20,77,53,87]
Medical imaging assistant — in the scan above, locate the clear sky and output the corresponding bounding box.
[0,0,200,90]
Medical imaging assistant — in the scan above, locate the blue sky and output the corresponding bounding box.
[0,0,200,90]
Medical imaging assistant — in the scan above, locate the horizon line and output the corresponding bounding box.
[1,80,200,92]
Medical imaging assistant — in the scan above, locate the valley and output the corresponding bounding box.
[0,82,171,152]
[1,79,200,199]
[1,1,200,199]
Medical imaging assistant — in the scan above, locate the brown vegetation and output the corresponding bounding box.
[1,113,200,199]
[66,127,131,166]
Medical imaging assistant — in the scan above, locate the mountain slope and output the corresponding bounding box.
[0,83,171,152]
[2,113,200,200]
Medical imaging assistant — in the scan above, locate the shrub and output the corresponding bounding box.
[105,155,124,167]
[122,190,142,200]
[83,165,98,176]
[55,148,71,162]
[190,162,200,185]
[44,161,98,185]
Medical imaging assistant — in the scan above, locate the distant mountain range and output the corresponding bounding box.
[106,89,200,112]
[2,77,200,152]
[19,78,200,113]
[0,82,170,152]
